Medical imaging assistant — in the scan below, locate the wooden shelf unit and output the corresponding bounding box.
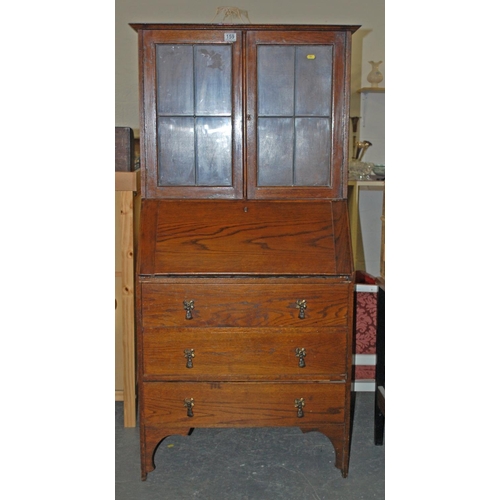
[115,169,140,427]
[347,179,385,271]
[357,87,385,93]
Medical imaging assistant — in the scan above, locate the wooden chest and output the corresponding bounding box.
[114,127,135,172]
[131,23,358,480]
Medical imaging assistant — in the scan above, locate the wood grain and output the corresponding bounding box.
[138,200,354,277]
[143,381,346,427]
[141,282,349,327]
[142,327,348,380]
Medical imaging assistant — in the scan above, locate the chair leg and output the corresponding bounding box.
[374,394,384,445]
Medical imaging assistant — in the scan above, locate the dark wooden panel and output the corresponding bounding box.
[131,24,361,34]
[138,199,158,276]
[115,127,135,172]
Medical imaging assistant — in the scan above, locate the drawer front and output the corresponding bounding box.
[141,283,349,328]
[142,381,346,427]
[143,327,347,380]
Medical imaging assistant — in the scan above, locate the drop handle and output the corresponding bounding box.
[184,348,195,368]
[183,300,195,320]
[184,398,194,417]
[295,347,306,368]
[296,299,307,319]
[294,398,306,418]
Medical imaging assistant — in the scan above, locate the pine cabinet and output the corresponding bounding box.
[131,23,359,480]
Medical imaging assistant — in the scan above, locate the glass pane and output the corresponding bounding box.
[157,117,195,186]
[257,118,294,186]
[157,45,194,115]
[196,117,232,186]
[295,118,331,186]
[257,46,295,116]
[195,46,232,115]
[295,46,332,117]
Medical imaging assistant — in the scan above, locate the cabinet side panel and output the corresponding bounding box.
[331,200,354,276]
[335,31,352,200]
[138,199,158,275]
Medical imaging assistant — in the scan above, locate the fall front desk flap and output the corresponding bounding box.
[139,199,353,278]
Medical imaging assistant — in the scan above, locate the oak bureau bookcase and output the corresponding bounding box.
[130,23,359,480]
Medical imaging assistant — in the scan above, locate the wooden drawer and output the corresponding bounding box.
[142,327,348,381]
[141,283,349,328]
[142,381,346,427]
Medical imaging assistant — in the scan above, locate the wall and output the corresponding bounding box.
[116,0,385,136]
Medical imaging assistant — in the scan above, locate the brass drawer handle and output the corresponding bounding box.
[295,347,306,368]
[294,398,305,418]
[183,300,195,320]
[296,299,307,319]
[184,348,195,368]
[184,398,194,417]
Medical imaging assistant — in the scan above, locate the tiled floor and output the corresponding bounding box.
[116,391,384,499]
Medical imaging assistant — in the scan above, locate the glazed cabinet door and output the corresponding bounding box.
[246,30,351,199]
[140,29,243,199]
